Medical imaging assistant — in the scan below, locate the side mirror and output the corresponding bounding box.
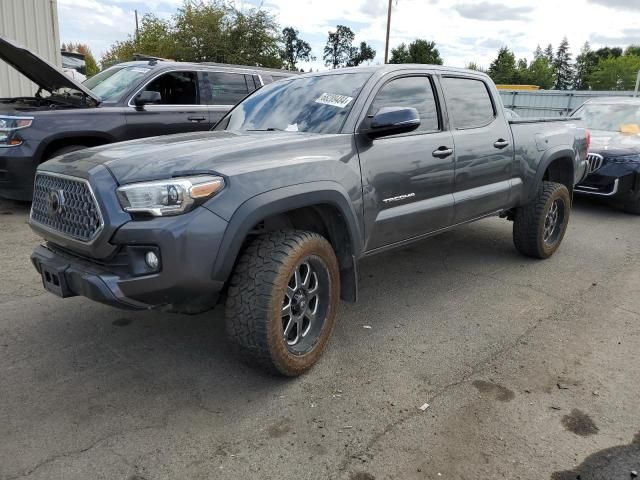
[366,107,421,138]
[134,90,161,110]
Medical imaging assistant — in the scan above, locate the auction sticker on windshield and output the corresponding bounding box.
[315,93,354,108]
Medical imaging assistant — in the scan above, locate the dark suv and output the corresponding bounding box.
[0,36,293,200]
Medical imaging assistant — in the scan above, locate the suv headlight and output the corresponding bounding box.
[0,116,33,147]
[116,175,225,217]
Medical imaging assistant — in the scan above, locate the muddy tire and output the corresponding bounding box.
[225,230,340,376]
[513,181,571,259]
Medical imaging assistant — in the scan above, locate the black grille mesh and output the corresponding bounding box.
[31,174,103,242]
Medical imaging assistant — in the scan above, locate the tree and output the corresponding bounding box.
[389,43,411,63]
[533,45,544,60]
[574,42,598,90]
[101,14,175,66]
[465,61,484,72]
[390,39,442,65]
[553,37,573,90]
[101,1,284,68]
[323,25,355,68]
[589,54,640,90]
[62,42,100,76]
[625,45,640,57]
[280,27,314,70]
[544,44,554,63]
[594,46,623,61]
[527,56,555,89]
[347,41,376,67]
[488,47,517,84]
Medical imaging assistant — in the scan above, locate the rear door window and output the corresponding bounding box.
[441,77,495,129]
[200,72,250,105]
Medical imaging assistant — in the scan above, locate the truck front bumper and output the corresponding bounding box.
[31,205,229,312]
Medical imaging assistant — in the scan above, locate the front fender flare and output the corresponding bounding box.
[210,181,363,285]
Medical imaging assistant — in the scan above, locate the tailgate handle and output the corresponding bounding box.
[432,147,454,158]
[494,139,510,149]
[188,116,207,123]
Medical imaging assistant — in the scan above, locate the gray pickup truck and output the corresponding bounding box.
[29,65,589,376]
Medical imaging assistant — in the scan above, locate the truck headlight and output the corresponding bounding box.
[116,175,225,217]
[0,116,33,147]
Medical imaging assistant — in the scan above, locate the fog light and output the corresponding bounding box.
[145,251,159,270]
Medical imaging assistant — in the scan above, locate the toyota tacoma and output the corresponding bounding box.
[30,65,589,376]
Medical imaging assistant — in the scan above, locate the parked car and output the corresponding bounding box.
[571,97,640,214]
[29,65,589,376]
[0,35,295,200]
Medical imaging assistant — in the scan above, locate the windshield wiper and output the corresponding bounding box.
[246,127,283,132]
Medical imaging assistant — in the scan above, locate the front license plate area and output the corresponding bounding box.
[40,264,73,298]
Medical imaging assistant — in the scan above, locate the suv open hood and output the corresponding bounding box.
[0,36,100,103]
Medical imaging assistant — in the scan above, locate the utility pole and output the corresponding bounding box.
[384,0,393,63]
[135,10,140,46]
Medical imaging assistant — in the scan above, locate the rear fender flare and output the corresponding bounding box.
[527,146,576,201]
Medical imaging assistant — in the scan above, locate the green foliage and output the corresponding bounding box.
[589,54,640,90]
[281,27,314,70]
[574,42,598,90]
[62,42,100,76]
[553,37,574,90]
[347,41,376,67]
[527,56,555,89]
[390,39,442,65]
[594,46,622,60]
[625,45,640,57]
[488,47,517,84]
[465,61,484,72]
[100,1,285,68]
[323,25,355,68]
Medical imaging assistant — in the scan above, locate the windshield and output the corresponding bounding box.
[573,103,640,132]
[219,72,372,134]
[83,65,151,102]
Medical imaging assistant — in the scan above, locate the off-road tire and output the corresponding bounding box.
[513,181,571,259]
[225,230,340,376]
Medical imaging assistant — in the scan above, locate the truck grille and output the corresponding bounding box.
[586,153,604,174]
[30,173,103,242]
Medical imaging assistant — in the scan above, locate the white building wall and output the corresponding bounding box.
[0,0,61,97]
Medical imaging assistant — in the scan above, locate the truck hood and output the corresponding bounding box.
[0,35,100,103]
[589,129,640,157]
[41,130,342,184]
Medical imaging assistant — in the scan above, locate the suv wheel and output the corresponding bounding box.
[45,145,87,161]
[225,230,340,376]
[513,181,571,259]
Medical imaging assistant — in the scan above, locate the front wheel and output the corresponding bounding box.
[513,181,571,259]
[225,230,340,376]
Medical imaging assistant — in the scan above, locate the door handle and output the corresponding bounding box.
[188,116,207,123]
[432,146,454,158]
[493,139,510,149]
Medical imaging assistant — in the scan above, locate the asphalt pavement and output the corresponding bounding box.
[1,196,639,480]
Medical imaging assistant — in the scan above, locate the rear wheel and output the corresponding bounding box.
[225,230,340,376]
[513,181,571,259]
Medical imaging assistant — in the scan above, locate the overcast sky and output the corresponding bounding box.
[58,0,640,69]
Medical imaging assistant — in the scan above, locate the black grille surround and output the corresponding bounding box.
[30,173,104,243]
